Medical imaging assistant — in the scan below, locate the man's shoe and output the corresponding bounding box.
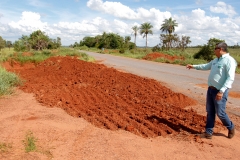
[199,132,212,139]
[228,128,235,139]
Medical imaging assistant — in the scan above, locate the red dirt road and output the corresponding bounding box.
[4,56,223,138]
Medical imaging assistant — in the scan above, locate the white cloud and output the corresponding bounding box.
[1,1,240,47]
[210,2,237,17]
[113,19,129,34]
[8,11,48,32]
[87,0,171,22]
[55,22,95,31]
[91,17,109,26]
[87,0,138,20]
[174,7,240,46]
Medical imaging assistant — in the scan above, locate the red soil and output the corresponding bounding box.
[143,52,185,61]
[3,56,223,138]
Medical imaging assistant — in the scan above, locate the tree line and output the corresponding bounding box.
[71,32,135,53]
[73,17,191,52]
[0,30,61,52]
[1,17,237,62]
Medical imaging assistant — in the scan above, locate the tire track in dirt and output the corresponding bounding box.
[5,56,224,138]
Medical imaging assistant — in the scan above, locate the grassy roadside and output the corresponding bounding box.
[81,47,240,74]
[0,47,95,96]
[0,46,238,96]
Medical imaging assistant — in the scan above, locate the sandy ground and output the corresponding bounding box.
[0,56,240,160]
[1,89,240,160]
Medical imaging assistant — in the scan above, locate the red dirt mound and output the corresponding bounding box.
[143,52,185,61]
[3,56,223,138]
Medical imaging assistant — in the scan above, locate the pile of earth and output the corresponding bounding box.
[3,56,223,138]
[143,52,185,62]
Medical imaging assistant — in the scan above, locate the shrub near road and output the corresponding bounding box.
[0,67,21,95]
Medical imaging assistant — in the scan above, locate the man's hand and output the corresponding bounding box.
[216,92,223,100]
[186,64,193,69]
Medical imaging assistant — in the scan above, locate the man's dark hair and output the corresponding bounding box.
[216,42,228,52]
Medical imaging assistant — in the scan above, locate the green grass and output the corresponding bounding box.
[230,48,240,73]
[0,47,15,55]
[0,142,12,152]
[88,48,152,59]
[0,47,95,64]
[0,67,22,95]
[23,131,37,152]
[52,48,95,62]
[0,48,15,62]
[22,131,53,158]
[84,47,240,73]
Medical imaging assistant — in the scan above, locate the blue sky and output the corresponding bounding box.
[0,0,240,47]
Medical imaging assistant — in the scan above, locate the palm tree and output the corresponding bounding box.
[160,17,178,35]
[139,22,153,49]
[160,17,178,49]
[131,25,139,45]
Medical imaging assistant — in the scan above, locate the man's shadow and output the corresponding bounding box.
[213,132,227,138]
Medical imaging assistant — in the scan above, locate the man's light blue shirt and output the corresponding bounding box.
[193,53,237,93]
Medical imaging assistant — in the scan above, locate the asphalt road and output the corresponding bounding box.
[83,50,240,110]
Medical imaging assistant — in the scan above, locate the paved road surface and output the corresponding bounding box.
[83,51,240,110]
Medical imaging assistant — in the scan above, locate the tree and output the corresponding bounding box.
[160,17,178,50]
[13,40,26,51]
[207,38,224,50]
[77,32,132,50]
[178,36,191,51]
[139,22,153,49]
[107,33,123,49]
[194,38,224,61]
[73,42,79,48]
[13,30,61,51]
[6,41,12,50]
[124,36,131,49]
[96,32,124,49]
[57,37,61,48]
[29,30,50,50]
[0,36,6,51]
[131,25,139,46]
[20,35,31,51]
[158,34,191,51]
[160,17,178,35]
[48,38,61,49]
[81,36,96,48]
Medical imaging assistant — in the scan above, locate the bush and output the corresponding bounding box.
[0,67,21,95]
[119,48,125,54]
[128,42,136,50]
[193,45,214,61]
[42,50,52,55]
[152,44,161,52]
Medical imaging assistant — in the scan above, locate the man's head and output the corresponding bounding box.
[215,42,228,58]
[216,42,228,52]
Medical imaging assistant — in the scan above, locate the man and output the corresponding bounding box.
[186,42,237,139]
